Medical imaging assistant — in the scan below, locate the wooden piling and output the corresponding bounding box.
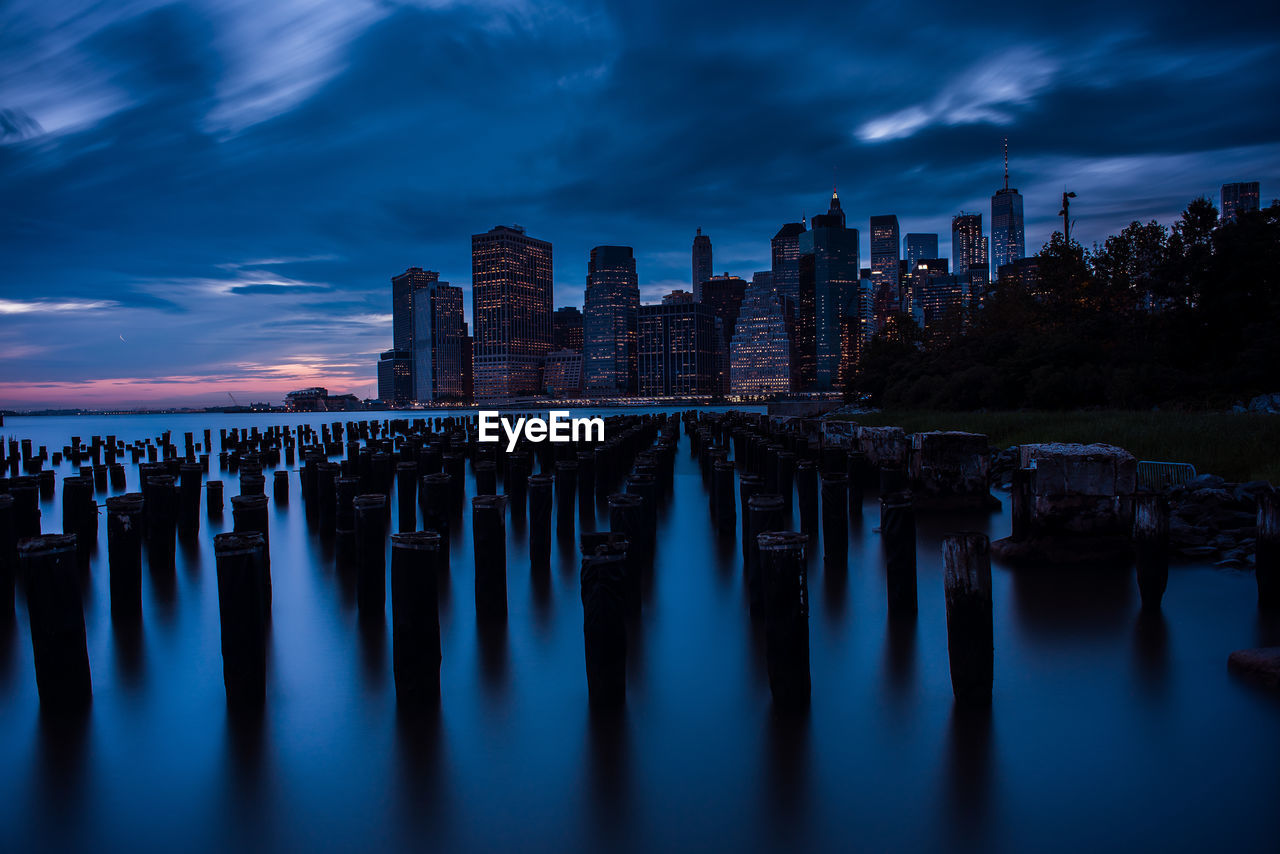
[820,471,848,563]
[758,531,810,709]
[213,532,268,708]
[0,495,14,618]
[473,495,508,622]
[179,462,202,537]
[19,534,92,710]
[1257,490,1279,610]
[353,494,388,617]
[881,490,918,617]
[273,470,289,504]
[230,493,271,608]
[943,532,994,706]
[746,494,785,617]
[795,460,817,534]
[391,530,442,707]
[106,494,145,622]
[713,458,736,531]
[528,474,554,573]
[396,461,419,533]
[581,548,628,707]
[1132,493,1170,610]
[207,480,223,517]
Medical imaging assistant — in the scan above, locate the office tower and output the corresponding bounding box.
[797,189,860,391]
[663,290,694,305]
[583,245,640,395]
[638,302,718,396]
[461,323,473,400]
[377,349,413,404]
[392,267,438,352]
[1221,182,1261,223]
[908,273,974,346]
[552,306,584,352]
[411,279,465,401]
[990,142,1025,270]
[543,350,583,396]
[838,274,875,389]
[471,225,553,398]
[730,281,792,396]
[904,233,939,272]
[770,221,807,310]
[701,274,748,394]
[952,213,988,284]
[692,227,713,301]
[752,271,773,293]
[870,214,901,294]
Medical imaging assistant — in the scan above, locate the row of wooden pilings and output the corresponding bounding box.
[4,410,1279,715]
[685,410,994,709]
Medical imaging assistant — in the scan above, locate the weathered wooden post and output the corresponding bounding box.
[739,473,764,571]
[179,462,202,537]
[607,493,646,573]
[581,547,627,707]
[230,494,271,608]
[354,494,388,617]
[396,461,418,533]
[62,475,94,571]
[943,532,994,706]
[10,476,40,538]
[316,462,340,536]
[1132,493,1170,610]
[746,494,785,616]
[334,476,360,569]
[820,471,848,564]
[146,473,177,571]
[207,480,223,517]
[106,494,145,622]
[0,495,14,618]
[556,459,578,539]
[713,458,736,531]
[625,472,657,559]
[474,460,497,497]
[19,534,92,710]
[1257,490,1279,610]
[391,530,442,707]
[273,470,289,505]
[419,473,452,560]
[846,450,865,517]
[213,532,268,708]
[795,460,817,535]
[758,531,810,709]
[528,473,554,573]
[881,490,918,616]
[1010,468,1032,542]
[473,495,508,621]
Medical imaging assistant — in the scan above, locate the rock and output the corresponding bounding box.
[1246,393,1280,414]
[1187,473,1226,489]
[1227,648,1280,689]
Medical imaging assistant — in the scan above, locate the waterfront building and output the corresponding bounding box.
[638,302,718,396]
[582,245,639,395]
[471,225,553,398]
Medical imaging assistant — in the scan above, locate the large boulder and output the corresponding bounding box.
[1227,648,1280,690]
[1019,442,1137,537]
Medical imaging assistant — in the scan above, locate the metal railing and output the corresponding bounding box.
[1137,460,1197,490]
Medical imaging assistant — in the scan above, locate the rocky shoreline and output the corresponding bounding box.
[990,446,1267,568]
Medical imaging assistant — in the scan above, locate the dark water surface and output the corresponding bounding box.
[1,411,1277,853]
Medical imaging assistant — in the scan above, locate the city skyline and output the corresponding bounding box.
[2,0,1279,407]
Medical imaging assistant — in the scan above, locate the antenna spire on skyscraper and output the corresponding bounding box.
[1003,138,1009,191]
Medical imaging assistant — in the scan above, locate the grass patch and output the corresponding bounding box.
[832,410,1280,484]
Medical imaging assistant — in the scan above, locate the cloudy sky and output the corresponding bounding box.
[2,0,1277,408]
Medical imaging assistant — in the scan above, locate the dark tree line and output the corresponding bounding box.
[853,199,1280,410]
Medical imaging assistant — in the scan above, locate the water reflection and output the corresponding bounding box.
[1132,610,1170,699]
[477,621,508,696]
[395,704,450,835]
[822,554,848,621]
[763,707,811,840]
[1010,564,1133,641]
[944,705,994,846]
[586,706,629,830]
[36,706,92,822]
[882,613,918,705]
[111,619,146,691]
[358,613,387,690]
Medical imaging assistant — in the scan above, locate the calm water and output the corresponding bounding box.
[1,410,1277,853]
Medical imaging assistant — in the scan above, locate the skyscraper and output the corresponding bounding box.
[798,189,859,390]
[692,228,713,301]
[471,225,553,398]
[411,279,465,401]
[904,233,939,272]
[700,273,748,395]
[377,349,413,404]
[951,213,988,284]
[730,281,792,396]
[990,142,1025,270]
[1221,182,1261,223]
[392,267,438,353]
[582,245,639,395]
[638,302,718,396]
[870,214,901,295]
[770,221,806,311]
[552,306,584,352]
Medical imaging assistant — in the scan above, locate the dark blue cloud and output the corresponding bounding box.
[1,0,1277,405]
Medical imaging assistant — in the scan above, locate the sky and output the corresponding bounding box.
[1,0,1278,408]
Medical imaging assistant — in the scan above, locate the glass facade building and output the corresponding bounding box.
[638,302,718,396]
[798,191,859,391]
[583,245,639,395]
[471,225,553,399]
[692,228,713,302]
[411,279,465,401]
[1221,182,1261,223]
[730,281,792,396]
